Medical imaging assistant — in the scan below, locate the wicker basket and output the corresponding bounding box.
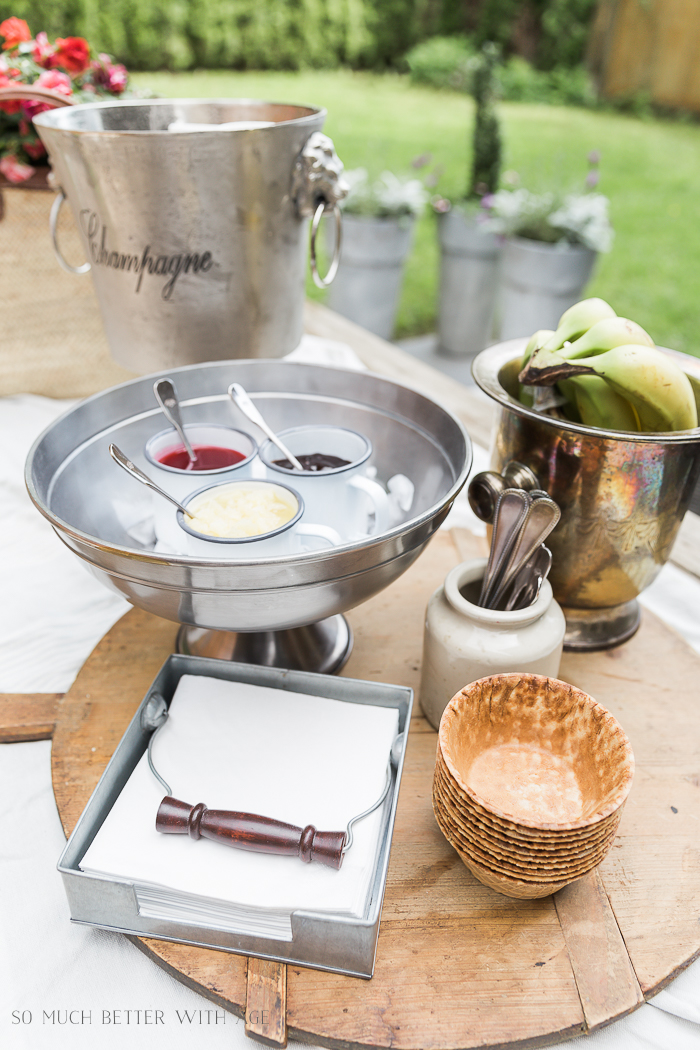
[0,85,135,398]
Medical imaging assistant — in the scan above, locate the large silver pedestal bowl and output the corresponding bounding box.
[26,361,471,673]
[473,340,700,651]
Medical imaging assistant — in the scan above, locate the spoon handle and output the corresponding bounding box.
[153,379,198,464]
[503,544,552,611]
[488,499,560,610]
[479,489,531,608]
[109,444,190,516]
[228,382,305,472]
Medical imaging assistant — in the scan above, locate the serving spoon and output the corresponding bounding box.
[153,379,197,467]
[488,497,560,610]
[109,444,190,516]
[504,544,553,611]
[228,382,304,471]
[478,489,531,608]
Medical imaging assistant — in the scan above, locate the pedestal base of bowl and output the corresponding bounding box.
[562,599,641,652]
[176,614,353,674]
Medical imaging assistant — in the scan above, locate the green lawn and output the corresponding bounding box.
[132,69,700,357]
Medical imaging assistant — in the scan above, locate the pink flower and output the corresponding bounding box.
[36,69,72,96]
[90,57,108,88]
[21,69,73,119]
[431,195,451,214]
[585,170,600,189]
[0,154,35,183]
[32,31,55,68]
[106,63,127,94]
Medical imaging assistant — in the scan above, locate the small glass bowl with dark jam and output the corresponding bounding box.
[258,425,390,541]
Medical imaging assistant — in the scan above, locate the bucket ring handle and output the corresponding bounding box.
[50,190,90,275]
[310,201,342,289]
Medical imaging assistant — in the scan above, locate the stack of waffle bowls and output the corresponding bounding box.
[433,673,634,898]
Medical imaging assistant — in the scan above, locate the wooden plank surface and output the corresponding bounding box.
[589,0,700,113]
[0,692,62,742]
[46,523,700,1047]
[554,870,643,1029]
[245,959,288,1048]
[561,619,700,995]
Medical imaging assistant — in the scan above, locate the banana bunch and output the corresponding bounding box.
[518,298,698,433]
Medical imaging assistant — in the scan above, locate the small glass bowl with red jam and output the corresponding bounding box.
[145,423,259,550]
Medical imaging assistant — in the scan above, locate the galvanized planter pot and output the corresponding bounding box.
[326,214,415,340]
[436,208,501,359]
[498,236,597,340]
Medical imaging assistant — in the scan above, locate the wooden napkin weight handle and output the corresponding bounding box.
[156,796,346,869]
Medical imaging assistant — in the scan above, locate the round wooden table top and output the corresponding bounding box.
[51,529,700,1049]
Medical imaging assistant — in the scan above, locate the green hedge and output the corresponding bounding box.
[1,1,597,71]
[1,0,426,70]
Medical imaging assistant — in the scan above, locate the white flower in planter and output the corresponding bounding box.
[547,194,614,253]
[485,186,613,254]
[341,168,428,220]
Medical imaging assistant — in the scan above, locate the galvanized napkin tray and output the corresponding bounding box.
[57,654,412,979]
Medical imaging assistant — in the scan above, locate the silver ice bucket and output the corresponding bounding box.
[34,99,348,372]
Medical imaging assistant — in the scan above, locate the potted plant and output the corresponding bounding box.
[326,167,428,340]
[435,41,503,359]
[484,155,614,339]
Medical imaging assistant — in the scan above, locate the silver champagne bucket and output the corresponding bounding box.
[33,99,347,373]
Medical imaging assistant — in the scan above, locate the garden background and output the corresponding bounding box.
[2,0,699,358]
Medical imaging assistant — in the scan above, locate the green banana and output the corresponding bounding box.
[558,375,640,432]
[521,329,556,369]
[547,345,698,432]
[522,317,655,385]
[563,316,654,358]
[540,297,616,354]
[519,330,555,406]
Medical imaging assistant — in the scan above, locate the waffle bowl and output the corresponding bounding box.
[432,673,634,898]
[433,750,620,848]
[433,760,620,863]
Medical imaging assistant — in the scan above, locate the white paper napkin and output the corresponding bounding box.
[81,675,398,925]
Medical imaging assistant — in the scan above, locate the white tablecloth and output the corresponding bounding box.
[2,356,700,1050]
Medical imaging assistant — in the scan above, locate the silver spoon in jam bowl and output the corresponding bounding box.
[109,444,190,516]
[228,382,304,471]
[153,378,198,467]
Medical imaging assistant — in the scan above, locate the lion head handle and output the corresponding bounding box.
[292,132,349,218]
